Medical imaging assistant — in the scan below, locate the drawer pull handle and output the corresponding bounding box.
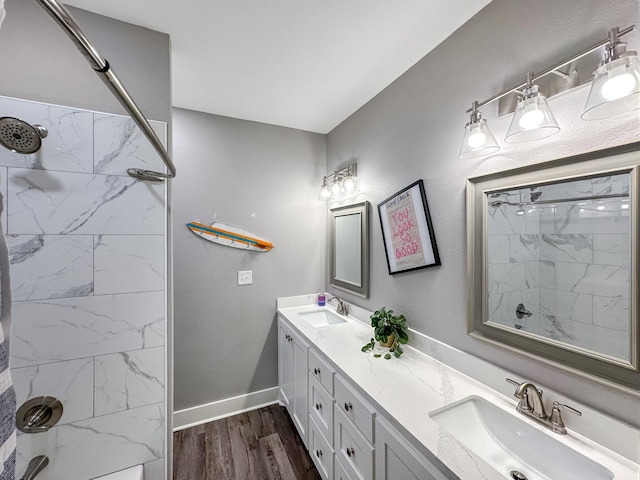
[313,368,320,375]
[316,449,322,458]
[315,403,322,411]
[346,447,355,457]
[344,402,352,411]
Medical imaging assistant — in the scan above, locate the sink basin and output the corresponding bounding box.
[429,396,613,480]
[299,309,347,327]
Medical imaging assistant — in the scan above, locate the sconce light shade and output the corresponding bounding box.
[505,82,560,143]
[319,178,331,199]
[459,107,500,160]
[582,54,640,120]
[342,173,359,193]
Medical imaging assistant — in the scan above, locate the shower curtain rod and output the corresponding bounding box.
[35,0,176,183]
[489,192,629,207]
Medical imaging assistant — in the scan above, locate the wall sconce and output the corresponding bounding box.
[459,101,500,159]
[582,27,640,120]
[319,163,359,200]
[505,72,560,143]
[460,25,638,159]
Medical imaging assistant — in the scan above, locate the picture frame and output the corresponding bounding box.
[378,180,441,274]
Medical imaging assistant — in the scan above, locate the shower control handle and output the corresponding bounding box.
[515,303,532,319]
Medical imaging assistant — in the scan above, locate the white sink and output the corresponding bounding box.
[298,309,347,327]
[429,396,614,480]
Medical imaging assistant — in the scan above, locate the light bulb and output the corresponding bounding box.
[331,181,342,195]
[467,124,486,148]
[519,104,544,129]
[320,185,331,198]
[343,176,356,191]
[601,63,637,100]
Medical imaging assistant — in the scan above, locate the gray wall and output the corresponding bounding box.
[0,0,171,123]
[326,0,640,427]
[172,108,326,411]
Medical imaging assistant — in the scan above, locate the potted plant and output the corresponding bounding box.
[361,307,409,359]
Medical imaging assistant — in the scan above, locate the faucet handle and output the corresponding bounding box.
[549,401,582,434]
[505,378,521,387]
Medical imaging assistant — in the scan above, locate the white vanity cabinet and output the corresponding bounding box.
[308,349,336,480]
[277,316,310,446]
[375,416,450,480]
[277,314,451,480]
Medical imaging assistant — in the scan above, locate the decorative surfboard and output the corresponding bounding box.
[186,221,274,252]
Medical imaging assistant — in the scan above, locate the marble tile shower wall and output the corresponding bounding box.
[488,174,630,361]
[0,96,167,480]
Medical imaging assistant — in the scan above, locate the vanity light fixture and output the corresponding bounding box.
[318,163,359,200]
[582,27,640,120]
[459,101,500,159]
[505,72,560,143]
[460,25,637,160]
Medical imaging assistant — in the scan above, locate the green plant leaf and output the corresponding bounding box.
[373,353,381,358]
[384,353,391,360]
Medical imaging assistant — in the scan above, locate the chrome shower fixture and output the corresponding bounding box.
[0,117,48,154]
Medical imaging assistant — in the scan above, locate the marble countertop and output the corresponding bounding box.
[277,295,640,480]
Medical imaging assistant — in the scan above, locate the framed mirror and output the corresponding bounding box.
[467,143,640,390]
[330,201,370,298]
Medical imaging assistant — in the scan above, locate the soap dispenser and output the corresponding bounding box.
[317,289,326,306]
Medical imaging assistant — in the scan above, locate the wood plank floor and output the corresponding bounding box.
[173,404,322,480]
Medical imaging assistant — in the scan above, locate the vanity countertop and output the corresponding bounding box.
[277,295,640,480]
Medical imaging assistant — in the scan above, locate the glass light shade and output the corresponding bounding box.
[330,179,342,195]
[581,55,640,120]
[319,183,331,199]
[505,94,560,143]
[342,174,359,193]
[459,118,500,159]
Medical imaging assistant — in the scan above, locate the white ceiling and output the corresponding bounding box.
[64,0,491,133]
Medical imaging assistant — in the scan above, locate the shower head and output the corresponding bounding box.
[0,117,48,154]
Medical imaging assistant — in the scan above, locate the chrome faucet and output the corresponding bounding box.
[328,296,348,315]
[21,456,49,480]
[513,381,547,418]
[506,378,581,434]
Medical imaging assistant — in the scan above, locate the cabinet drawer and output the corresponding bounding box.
[309,348,334,394]
[309,374,334,443]
[308,416,333,480]
[334,374,375,442]
[335,456,355,480]
[334,407,374,480]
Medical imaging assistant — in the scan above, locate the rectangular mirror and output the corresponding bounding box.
[330,201,370,298]
[467,143,640,390]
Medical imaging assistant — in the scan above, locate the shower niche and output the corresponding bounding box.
[467,143,639,391]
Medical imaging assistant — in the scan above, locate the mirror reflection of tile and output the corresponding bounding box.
[487,172,630,362]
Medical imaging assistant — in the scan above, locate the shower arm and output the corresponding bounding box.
[34,0,176,182]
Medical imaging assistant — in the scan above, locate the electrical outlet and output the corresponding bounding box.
[238,270,252,285]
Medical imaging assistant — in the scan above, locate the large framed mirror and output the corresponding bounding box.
[330,201,370,298]
[467,143,640,390]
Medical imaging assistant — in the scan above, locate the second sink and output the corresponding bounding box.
[429,396,613,480]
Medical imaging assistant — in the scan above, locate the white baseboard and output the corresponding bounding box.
[172,386,280,432]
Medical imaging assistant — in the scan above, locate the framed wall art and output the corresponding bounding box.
[378,179,441,274]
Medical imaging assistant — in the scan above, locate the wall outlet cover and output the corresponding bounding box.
[238,270,252,285]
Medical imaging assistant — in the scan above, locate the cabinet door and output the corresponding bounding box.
[375,417,449,480]
[308,416,333,480]
[292,332,309,446]
[278,320,294,411]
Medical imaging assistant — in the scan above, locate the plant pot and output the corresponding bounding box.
[378,334,395,348]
